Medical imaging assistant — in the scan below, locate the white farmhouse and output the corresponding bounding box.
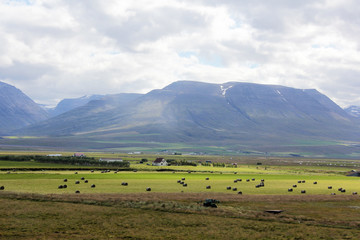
[152,158,168,166]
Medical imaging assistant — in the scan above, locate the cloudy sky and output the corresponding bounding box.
[1,0,360,107]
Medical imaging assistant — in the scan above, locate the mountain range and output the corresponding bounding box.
[1,80,359,155]
[47,94,105,117]
[345,106,360,118]
[16,81,360,141]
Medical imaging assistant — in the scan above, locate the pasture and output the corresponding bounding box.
[1,154,360,239]
[1,168,359,195]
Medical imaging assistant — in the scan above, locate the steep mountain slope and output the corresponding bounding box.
[21,93,143,136]
[47,95,105,117]
[0,81,49,134]
[18,81,360,144]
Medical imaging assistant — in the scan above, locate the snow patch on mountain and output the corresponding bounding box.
[276,89,287,102]
[220,85,233,96]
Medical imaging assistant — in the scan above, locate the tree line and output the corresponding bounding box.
[0,155,130,167]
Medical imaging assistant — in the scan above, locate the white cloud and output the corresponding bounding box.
[0,0,359,107]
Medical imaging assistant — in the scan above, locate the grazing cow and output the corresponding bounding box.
[338,188,343,191]
[293,185,297,187]
[75,172,78,174]
[84,180,88,183]
[58,185,63,189]
[183,183,187,187]
[298,181,301,183]
[205,177,209,180]
[301,190,306,194]
[63,179,67,182]
[252,178,255,181]
[91,184,96,188]
[237,191,242,195]
[182,178,185,180]
[206,186,211,189]
[328,186,332,189]
[226,186,231,190]
[146,187,151,191]
[91,170,94,173]
[232,188,237,191]
[234,180,238,183]
[331,193,336,195]
[0,186,6,190]
[177,180,181,183]
[246,179,250,182]
[75,190,80,194]
[288,188,293,192]
[121,182,128,186]
[261,179,265,182]
[238,179,242,182]
[302,180,306,183]
[81,177,85,180]
[352,192,358,195]
[75,181,80,184]
[341,189,346,193]
[63,184,67,188]
[313,181,317,184]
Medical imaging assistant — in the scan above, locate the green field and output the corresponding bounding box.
[1,153,360,239]
[1,169,359,195]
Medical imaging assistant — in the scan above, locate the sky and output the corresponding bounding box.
[0,0,360,107]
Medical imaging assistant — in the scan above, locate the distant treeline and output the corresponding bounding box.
[166,159,197,166]
[0,155,130,167]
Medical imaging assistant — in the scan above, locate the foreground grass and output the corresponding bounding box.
[0,192,359,239]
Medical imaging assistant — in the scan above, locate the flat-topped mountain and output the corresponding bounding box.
[0,81,48,134]
[18,81,360,145]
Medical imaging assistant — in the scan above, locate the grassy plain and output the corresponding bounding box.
[1,153,360,239]
[0,192,360,239]
[1,170,360,195]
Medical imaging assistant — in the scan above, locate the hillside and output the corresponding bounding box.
[345,106,360,118]
[47,95,105,117]
[0,81,48,134]
[17,81,360,147]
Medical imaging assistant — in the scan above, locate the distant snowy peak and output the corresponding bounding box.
[344,106,360,118]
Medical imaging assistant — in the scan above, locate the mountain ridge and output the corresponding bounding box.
[17,81,360,145]
[0,81,49,134]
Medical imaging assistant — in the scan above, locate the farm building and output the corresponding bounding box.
[73,153,86,157]
[99,158,123,162]
[47,154,62,157]
[152,158,168,166]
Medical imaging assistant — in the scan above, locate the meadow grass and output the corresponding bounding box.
[1,170,359,195]
[0,192,359,240]
[1,154,360,239]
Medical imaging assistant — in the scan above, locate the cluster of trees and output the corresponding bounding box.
[0,155,130,167]
[165,159,197,166]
